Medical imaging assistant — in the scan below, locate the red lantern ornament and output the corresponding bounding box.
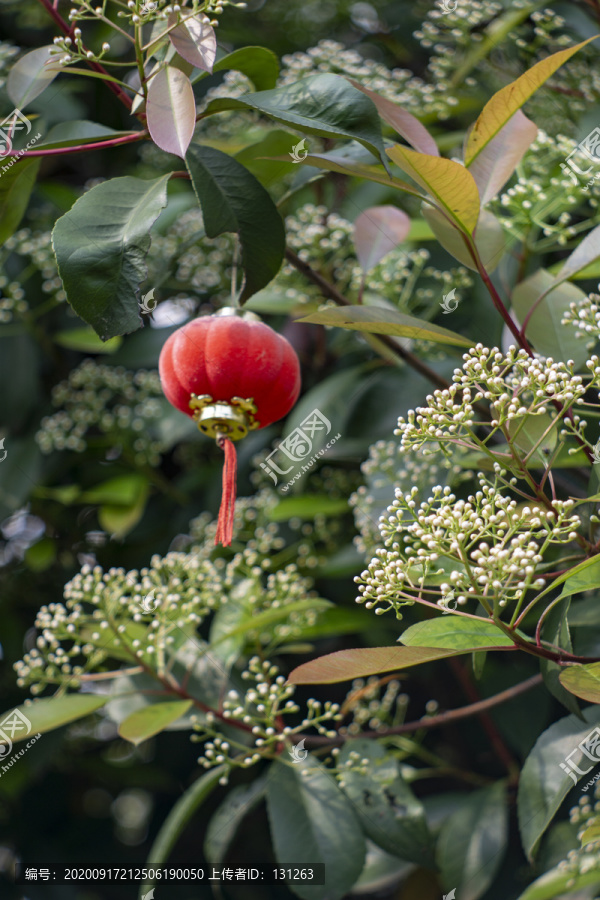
[158,309,301,546]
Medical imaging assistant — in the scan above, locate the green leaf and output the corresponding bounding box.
[301,151,417,195]
[436,782,508,900]
[0,694,107,746]
[400,618,515,650]
[266,751,366,900]
[511,269,589,368]
[288,646,471,685]
[0,158,41,248]
[548,258,600,281]
[559,663,600,704]
[118,700,193,745]
[203,74,387,165]
[204,773,268,865]
[208,585,251,669]
[212,46,279,90]
[387,144,480,235]
[556,555,600,600]
[52,174,170,340]
[551,222,600,287]
[567,596,600,627]
[0,434,42,520]
[185,144,285,302]
[540,598,581,717]
[507,412,557,465]
[80,474,149,506]
[515,863,600,900]
[234,129,301,184]
[53,327,123,354]
[422,205,505,272]
[98,483,150,539]
[268,495,349,521]
[287,606,375,640]
[140,765,226,899]
[24,537,56,572]
[517,706,600,859]
[337,739,434,866]
[467,110,538,205]
[147,66,196,158]
[274,365,365,492]
[7,45,62,108]
[297,304,473,347]
[464,38,595,166]
[210,598,332,649]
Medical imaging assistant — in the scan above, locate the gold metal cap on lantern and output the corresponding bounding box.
[189,394,260,440]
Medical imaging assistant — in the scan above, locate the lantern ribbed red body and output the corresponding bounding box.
[159,313,301,546]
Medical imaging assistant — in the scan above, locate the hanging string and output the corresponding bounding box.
[215,434,237,546]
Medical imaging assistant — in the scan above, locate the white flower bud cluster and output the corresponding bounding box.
[351,440,468,557]
[355,472,580,616]
[1,228,65,323]
[490,130,600,236]
[14,554,223,691]
[337,677,404,736]
[36,360,164,465]
[559,788,600,884]
[195,657,341,778]
[15,494,329,693]
[397,345,586,453]
[144,207,235,297]
[0,42,19,92]
[279,40,454,121]
[562,293,600,348]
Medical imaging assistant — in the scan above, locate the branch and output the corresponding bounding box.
[35,0,133,110]
[294,673,544,747]
[8,131,146,158]
[285,248,452,391]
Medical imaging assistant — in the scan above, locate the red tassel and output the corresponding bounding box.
[215,436,238,547]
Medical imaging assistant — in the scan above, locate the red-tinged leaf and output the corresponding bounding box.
[351,80,439,156]
[147,66,196,159]
[288,646,468,685]
[168,13,216,73]
[466,110,538,205]
[353,205,411,271]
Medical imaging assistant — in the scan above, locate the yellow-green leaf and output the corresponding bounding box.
[119,699,193,745]
[297,304,473,347]
[54,327,123,354]
[581,825,600,847]
[560,663,600,704]
[0,694,107,745]
[465,38,597,166]
[387,144,480,235]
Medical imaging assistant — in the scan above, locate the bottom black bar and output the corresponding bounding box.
[15,864,325,885]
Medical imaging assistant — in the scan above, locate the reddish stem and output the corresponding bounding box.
[4,131,146,158]
[295,674,544,746]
